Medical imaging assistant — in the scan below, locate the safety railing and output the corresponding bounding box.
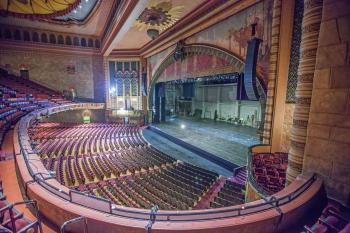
[17,103,318,222]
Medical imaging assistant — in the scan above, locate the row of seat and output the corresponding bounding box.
[252,152,288,194]
[210,180,245,208]
[0,72,69,152]
[79,162,219,210]
[41,146,177,187]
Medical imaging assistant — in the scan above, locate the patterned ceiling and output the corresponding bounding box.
[114,0,206,50]
[0,0,114,36]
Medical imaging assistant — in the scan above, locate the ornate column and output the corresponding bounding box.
[286,0,323,183]
[262,0,282,144]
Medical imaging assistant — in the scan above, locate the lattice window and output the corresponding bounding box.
[116,71,124,96]
[131,71,138,96]
[124,71,131,96]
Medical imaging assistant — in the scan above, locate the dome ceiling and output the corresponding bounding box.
[0,0,81,19]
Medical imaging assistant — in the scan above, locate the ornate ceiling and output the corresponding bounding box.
[114,0,206,50]
[0,0,115,36]
[0,0,80,19]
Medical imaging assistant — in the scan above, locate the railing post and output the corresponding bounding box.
[145,205,159,233]
[60,216,88,233]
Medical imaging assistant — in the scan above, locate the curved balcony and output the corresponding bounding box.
[14,103,327,233]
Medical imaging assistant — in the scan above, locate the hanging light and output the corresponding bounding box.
[147,28,159,40]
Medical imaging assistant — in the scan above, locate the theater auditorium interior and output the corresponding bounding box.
[0,0,349,232]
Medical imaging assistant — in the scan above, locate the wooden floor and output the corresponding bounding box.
[0,129,58,233]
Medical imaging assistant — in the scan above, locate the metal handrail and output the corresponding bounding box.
[60,216,88,233]
[17,103,319,222]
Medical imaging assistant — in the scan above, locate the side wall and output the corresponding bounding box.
[0,49,104,101]
[303,0,350,206]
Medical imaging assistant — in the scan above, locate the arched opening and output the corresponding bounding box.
[94,39,100,48]
[14,30,21,40]
[73,37,79,46]
[49,34,56,44]
[57,35,64,44]
[32,32,39,42]
[81,38,87,47]
[4,29,11,39]
[88,39,93,47]
[23,31,30,41]
[65,36,72,45]
[41,33,48,43]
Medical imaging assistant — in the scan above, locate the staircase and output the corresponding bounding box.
[193,176,227,209]
[229,167,247,186]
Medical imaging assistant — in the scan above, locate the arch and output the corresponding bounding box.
[41,33,48,43]
[4,28,11,39]
[147,44,248,109]
[95,39,100,48]
[49,34,56,44]
[14,29,21,40]
[65,36,72,45]
[57,35,64,44]
[73,36,79,46]
[81,38,87,47]
[32,32,39,42]
[23,31,30,41]
[88,38,93,47]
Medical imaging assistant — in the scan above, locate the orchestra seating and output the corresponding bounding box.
[210,180,245,208]
[0,72,70,153]
[0,180,42,233]
[30,121,247,210]
[252,152,288,194]
[303,200,350,233]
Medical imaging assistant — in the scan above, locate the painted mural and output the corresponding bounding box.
[148,0,273,85]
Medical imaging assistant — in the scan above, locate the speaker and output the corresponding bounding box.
[243,38,261,100]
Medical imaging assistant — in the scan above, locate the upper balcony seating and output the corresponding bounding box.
[0,180,43,233]
[0,73,68,150]
[252,152,288,195]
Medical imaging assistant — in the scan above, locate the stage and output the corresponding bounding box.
[149,117,260,168]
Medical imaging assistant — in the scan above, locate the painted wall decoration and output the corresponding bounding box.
[148,0,273,85]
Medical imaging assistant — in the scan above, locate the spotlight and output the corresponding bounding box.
[180,124,186,129]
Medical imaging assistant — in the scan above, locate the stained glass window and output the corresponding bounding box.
[116,71,123,96]
[131,71,138,96]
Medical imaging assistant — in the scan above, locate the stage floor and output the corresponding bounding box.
[151,117,260,167]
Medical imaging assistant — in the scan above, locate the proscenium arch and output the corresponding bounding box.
[147,43,266,109]
[148,44,244,109]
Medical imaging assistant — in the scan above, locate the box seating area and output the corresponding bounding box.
[0,180,42,233]
[303,201,350,233]
[252,152,288,194]
[210,180,245,208]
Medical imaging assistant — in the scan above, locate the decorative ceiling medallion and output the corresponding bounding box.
[135,0,184,32]
[0,0,80,20]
